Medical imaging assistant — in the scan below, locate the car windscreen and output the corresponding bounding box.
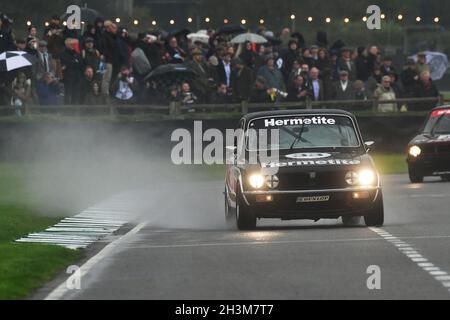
[247,115,360,151]
[424,109,450,134]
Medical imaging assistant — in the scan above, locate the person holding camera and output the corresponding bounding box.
[112,66,137,104]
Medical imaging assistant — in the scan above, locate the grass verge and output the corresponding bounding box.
[0,163,80,300]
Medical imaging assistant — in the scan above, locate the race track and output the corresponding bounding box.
[38,175,450,300]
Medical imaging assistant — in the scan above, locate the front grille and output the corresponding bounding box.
[278,171,348,190]
[422,143,450,155]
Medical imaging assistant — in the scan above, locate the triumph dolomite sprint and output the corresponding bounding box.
[407,106,450,183]
[225,110,384,230]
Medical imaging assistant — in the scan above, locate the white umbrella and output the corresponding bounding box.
[230,33,267,44]
[187,32,210,44]
[410,51,449,80]
[0,51,34,72]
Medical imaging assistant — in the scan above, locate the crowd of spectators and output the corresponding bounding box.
[0,13,441,113]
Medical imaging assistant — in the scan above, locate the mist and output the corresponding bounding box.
[2,122,225,230]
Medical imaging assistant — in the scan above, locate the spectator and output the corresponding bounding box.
[180,82,198,105]
[332,70,355,100]
[80,66,96,104]
[185,48,210,102]
[309,67,324,101]
[232,58,254,102]
[354,80,368,101]
[281,40,301,78]
[217,52,233,88]
[112,66,137,103]
[239,41,257,69]
[15,39,26,51]
[401,59,420,98]
[338,47,357,81]
[11,72,33,116]
[81,37,101,72]
[0,15,15,52]
[101,20,120,98]
[35,40,55,80]
[211,82,232,104]
[60,38,83,104]
[257,55,285,91]
[250,76,271,103]
[416,53,430,77]
[85,81,104,105]
[36,72,60,105]
[381,56,397,76]
[415,71,439,98]
[118,27,132,67]
[287,75,309,102]
[287,60,302,88]
[374,76,397,112]
[366,66,383,99]
[26,25,38,44]
[166,36,186,63]
[354,46,370,81]
[316,48,332,94]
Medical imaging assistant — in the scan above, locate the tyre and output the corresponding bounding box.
[342,216,361,226]
[224,187,235,228]
[364,192,384,227]
[408,167,423,183]
[236,189,257,230]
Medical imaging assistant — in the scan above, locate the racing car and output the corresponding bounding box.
[225,109,384,230]
[407,106,450,183]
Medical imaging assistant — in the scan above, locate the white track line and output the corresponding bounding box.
[45,222,148,300]
[370,227,450,294]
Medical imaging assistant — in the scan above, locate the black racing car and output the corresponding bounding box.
[225,109,384,230]
[407,106,450,183]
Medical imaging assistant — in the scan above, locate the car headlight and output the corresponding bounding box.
[249,174,265,189]
[358,169,376,186]
[345,171,359,185]
[346,170,376,186]
[409,145,422,158]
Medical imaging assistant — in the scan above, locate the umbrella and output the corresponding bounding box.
[230,33,267,44]
[144,64,198,87]
[216,25,246,36]
[187,32,210,44]
[410,51,449,81]
[168,29,191,39]
[60,7,102,24]
[0,51,34,72]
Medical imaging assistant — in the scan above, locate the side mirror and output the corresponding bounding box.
[364,141,375,152]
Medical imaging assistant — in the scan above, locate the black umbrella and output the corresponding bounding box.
[216,25,246,36]
[168,28,191,39]
[60,7,102,24]
[0,51,35,73]
[144,64,198,87]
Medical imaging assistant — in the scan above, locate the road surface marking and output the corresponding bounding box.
[45,221,148,300]
[370,228,450,294]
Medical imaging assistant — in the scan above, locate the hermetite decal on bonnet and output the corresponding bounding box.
[261,159,361,168]
[285,153,332,159]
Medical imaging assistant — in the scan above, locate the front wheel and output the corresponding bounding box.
[342,216,361,226]
[409,167,424,183]
[236,190,257,230]
[364,192,384,227]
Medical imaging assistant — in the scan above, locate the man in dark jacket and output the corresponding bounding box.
[216,52,233,88]
[0,16,14,53]
[101,21,120,97]
[185,49,210,102]
[232,58,254,102]
[337,48,357,81]
[332,70,355,100]
[401,59,420,98]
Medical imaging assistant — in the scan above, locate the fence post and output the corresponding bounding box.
[169,101,181,115]
[372,99,379,112]
[241,100,248,114]
[305,97,312,109]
